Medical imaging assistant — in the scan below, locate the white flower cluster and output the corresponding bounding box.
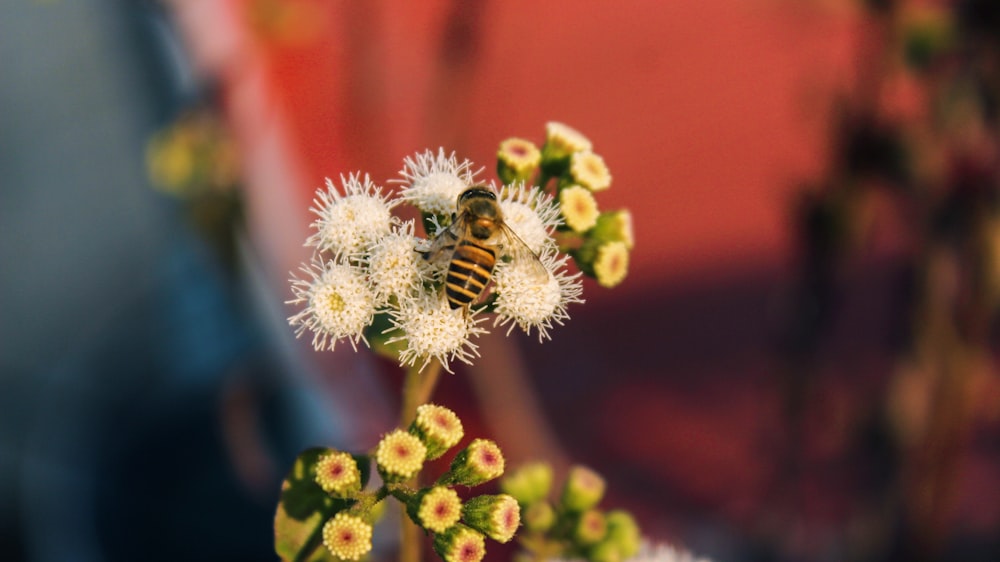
[288,150,584,372]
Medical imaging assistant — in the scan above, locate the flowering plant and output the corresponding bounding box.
[275,123,641,562]
[287,122,633,373]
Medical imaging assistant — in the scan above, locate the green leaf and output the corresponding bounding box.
[274,448,355,562]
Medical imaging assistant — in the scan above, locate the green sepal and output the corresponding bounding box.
[559,466,606,513]
[422,211,452,238]
[571,508,607,546]
[569,241,599,279]
[522,501,556,533]
[603,510,641,559]
[367,311,406,362]
[501,462,553,506]
[539,156,570,180]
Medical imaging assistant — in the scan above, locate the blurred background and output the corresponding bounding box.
[2,0,1000,561]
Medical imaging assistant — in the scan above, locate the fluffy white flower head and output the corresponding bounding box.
[397,148,481,216]
[384,292,487,373]
[308,173,396,256]
[497,182,561,255]
[494,251,583,342]
[364,220,429,306]
[288,257,375,351]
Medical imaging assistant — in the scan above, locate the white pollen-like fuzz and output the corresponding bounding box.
[288,257,375,351]
[384,292,487,373]
[307,173,397,256]
[364,220,429,306]
[497,182,561,255]
[396,148,481,216]
[493,251,583,342]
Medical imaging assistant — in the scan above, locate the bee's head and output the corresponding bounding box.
[458,186,501,238]
[458,186,496,206]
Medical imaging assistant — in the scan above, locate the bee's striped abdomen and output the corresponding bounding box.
[445,240,496,309]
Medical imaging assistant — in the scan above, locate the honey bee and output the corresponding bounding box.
[420,186,548,310]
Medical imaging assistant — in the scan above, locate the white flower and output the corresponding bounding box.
[493,251,583,342]
[497,182,562,255]
[396,148,481,216]
[384,292,487,373]
[288,256,376,351]
[364,220,429,306]
[307,173,396,256]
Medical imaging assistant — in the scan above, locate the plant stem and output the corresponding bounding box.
[399,359,444,426]
[397,358,444,562]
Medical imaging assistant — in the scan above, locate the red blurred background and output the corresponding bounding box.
[6,1,1000,561]
[165,1,1000,560]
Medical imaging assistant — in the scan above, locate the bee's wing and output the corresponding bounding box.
[497,224,550,283]
[417,214,468,267]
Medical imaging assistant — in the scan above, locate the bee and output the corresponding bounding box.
[420,186,548,311]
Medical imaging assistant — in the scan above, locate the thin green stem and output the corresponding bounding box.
[397,358,444,562]
[399,358,444,426]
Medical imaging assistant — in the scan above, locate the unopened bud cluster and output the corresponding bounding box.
[282,404,519,561]
[501,463,641,562]
[146,109,240,198]
[498,122,633,288]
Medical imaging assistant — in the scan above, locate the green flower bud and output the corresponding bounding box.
[559,185,600,233]
[313,449,363,497]
[375,429,427,483]
[589,539,624,562]
[560,465,606,512]
[322,512,373,561]
[522,501,556,533]
[497,138,541,184]
[461,494,521,543]
[604,510,641,559]
[409,403,464,460]
[573,239,629,289]
[591,209,634,249]
[406,486,463,534]
[573,508,607,546]
[500,462,553,506]
[541,122,593,176]
[433,524,487,562]
[438,438,505,487]
[901,6,954,72]
[569,150,611,192]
